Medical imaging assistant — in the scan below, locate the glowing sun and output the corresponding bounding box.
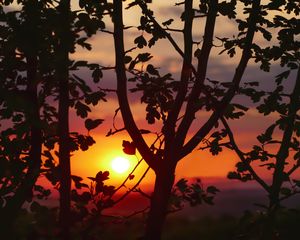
[111,157,130,174]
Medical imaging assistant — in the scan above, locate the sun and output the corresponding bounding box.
[111,157,130,174]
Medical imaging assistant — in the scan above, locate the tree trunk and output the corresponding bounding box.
[0,55,42,239]
[58,68,71,240]
[56,1,71,239]
[144,166,176,240]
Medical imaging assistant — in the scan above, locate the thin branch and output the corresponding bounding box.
[287,163,300,176]
[99,29,113,35]
[279,191,300,202]
[133,188,151,199]
[137,1,185,58]
[221,117,270,192]
[163,27,183,33]
[113,157,144,193]
[99,87,117,93]
[106,127,125,137]
[113,166,151,205]
[124,206,150,219]
[125,47,137,54]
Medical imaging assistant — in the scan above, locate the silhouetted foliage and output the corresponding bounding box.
[0,0,299,239]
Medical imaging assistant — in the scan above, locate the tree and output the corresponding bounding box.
[214,2,300,238]
[112,0,262,238]
[0,1,107,238]
[54,1,72,238]
[0,1,48,235]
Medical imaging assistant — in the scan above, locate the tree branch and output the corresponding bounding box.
[113,0,156,170]
[164,0,194,158]
[180,0,261,159]
[271,66,300,198]
[175,0,218,147]
[221,117,270,192]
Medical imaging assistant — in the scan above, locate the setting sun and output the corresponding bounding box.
[111,157,130,174]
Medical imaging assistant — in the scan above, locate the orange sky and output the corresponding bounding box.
[6,1,299,192]
[64,0,300,192]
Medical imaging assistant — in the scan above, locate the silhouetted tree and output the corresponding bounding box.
[213,2,300,238]
[54,0,72,238]
[113,0,262,238]
[0,1,107,238]
[0,1,47,236]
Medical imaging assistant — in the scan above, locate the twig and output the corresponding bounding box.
[113,166,151,205]
[133,188,151,199]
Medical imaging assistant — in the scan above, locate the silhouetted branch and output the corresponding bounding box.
[175,0,218,148]
[113,166,150,205]
[221,117,270,192]
[163,27,183,33]
[164,0,194,157]
[180,0,261,159]
[137,1,185,58]
[133,188,151,199]
[287,163,300,176]
[113,0,156,170]
[270,66,300,205]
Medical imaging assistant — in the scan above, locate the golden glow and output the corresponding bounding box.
[111,157,130,174]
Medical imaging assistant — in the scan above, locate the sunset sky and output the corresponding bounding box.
[2,2,300,240]
[63,0,300,191]
[7,0,298,191]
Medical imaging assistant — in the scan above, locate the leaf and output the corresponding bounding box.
[227,171,241,180]
[92,68,103,83]
[128,60,136,70]
[129,174,135,180]
[194,48,201,58]
[137,53,152,62]
[134,35,147,48]
[146,64,159,75]
[85,91,106,106]
[75,101,91,118]
[122,140,136,155]
[85,118,104,131]
[102,185,115,196]
[95,171,110,182]
[124,55,132,64]
[71,175,85,189]
[176,178,188,193]
[206,186,220,194]
[162,19,174,26]
[275,70,290,85]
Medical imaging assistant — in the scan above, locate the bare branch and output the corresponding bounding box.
[113,166,151,205]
